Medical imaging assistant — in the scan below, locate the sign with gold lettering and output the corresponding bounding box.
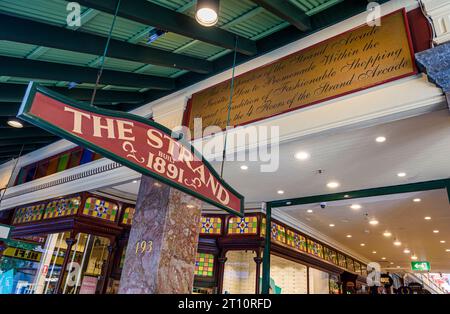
[17,82,244,216]
[184,10,416,134]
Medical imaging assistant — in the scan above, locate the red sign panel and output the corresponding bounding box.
[18,83,244,216]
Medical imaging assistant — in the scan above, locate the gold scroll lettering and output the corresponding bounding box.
[186,10,416,134]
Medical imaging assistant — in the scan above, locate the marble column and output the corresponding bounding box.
[118,175,202,294]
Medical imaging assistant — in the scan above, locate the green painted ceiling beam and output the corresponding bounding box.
[0,83,145,104]
[74,0,257,56]
[252,0,311,31]
[0,137,57,147]
[0,14,212,74]
[0,128,53,140]
[0,56,175,90]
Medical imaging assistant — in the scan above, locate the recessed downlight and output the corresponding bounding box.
[346,234,352,238]
[329,223,335,227]
[277,190,285,195]
[393,240,402,246]
[424,216,431,220]
[132,180,138,183]
[440,240,446,244]
[369,219,379,226]
[411,255,418,260]
[326,181,340,189]
[7,119,23,128]
[360,243,365,247]
[294,151,310,160]
[372,251,377,254]
[383,231,392,237]
[446,249,450,252]
[240,165,248,170]
[433,230,439,234]
[413,198,421,202]
[397,172,406,177]
[403,248,410,254]
[186,204,195,209]
[350,204,361,210]
[375,136,386,143]
[381,257,386,260]
[306,209,313,214]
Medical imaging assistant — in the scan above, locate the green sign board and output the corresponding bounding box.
[411,261,430,271]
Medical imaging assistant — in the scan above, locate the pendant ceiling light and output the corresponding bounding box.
[195,0,220,27]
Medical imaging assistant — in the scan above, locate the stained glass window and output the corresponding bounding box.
[56,153,69,172]
[80,150,94,165]
[227,216,258,234]
[194,253,214,277]
[82,197,118,222]
[271,223,286,243]
[121,207,135,225]
[43,197,80,220]
[338,253,347,268]
[13,203,46,224]
[346,257,355,272]
[200,216,222,234]
[307,240,324,258]
[324,247,338,265]
[286,230,307,252]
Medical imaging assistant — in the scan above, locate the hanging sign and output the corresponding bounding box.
[17,82,244,216]
[411,261,430,271]
[184,9,416,135]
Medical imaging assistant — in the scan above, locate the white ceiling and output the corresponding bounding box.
[279,189,450,272]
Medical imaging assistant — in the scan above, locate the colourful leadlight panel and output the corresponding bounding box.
[286,230,307,252]
[354,261,362,274]
[271,223,286,243]
[121,207,135,225]
[361,264,368,277]
[82,197,118,222]
[346,257,355,272]
[260,217,266,237]
[307,239,324,258]
[43,197,80,219]
[324,247,338,265]
[194,253,214,277]
[228,216,258,234]
[13,203,45,224]
[338,253,347,268]
[200,217,222,235]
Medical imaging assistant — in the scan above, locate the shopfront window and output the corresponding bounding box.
[222,251,257,294]
[269,255,307,294]
[60,233,110,294]
[309,267,330,294]
[0,232,69,294]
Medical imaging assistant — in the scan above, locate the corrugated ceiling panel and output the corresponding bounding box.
[0,41,37,58]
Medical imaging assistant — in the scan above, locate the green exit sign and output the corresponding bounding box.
[411,261,430,271]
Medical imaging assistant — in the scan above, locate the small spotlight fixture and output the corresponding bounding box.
[383,231,392,237]
[369,219,379,226]
[424,216,431,220]
[327,181,340,189]
[306,209,313,214]
[375,136,386,143]
[277,190,285,195]
[433,230,439,234]
[411,255,418,260]
[7,119,23,128]
[397,172,406,177]
[346,234,352,238]
[240,165,248,170]
[350,204,361,210]
[393,240,402,246]
[295,151,310,160]
[195,0,220,27]
[329,224,335,227]
[403,248,410,254]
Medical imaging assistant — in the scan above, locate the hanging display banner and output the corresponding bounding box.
[184,9,417,134]
[18,82,244,216]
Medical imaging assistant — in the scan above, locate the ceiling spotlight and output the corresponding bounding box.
[153,182,162,187]
[390,262,394,265]
[369,219,379,226]
[329,224,335,227]
[413,198,421,202]
[277,190,285,195]
[372,251,377,254]
[440,240,446,244]
[375,136,386,143]
[393,240,402,246]
[433,230,439,234]
[7,119,23,128]
[346,234,352,238]
[403,248,410,254]
[327,181,340,189]
[307,209,313,213]
[360,243,365,247]
[383,231,392,237]
[295,151,310,160]
[396,266,401,268]
[195,0,219,27]
[187,204,195,209]
[344,195,350,198]
[424,216,431,220]
[132,180,138,183]
[397,172,406,177]
[446,249,450,252]
[350,204,361,210]
[240,165,248,170]
[381,257,386,260]
[411,255,418,260]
